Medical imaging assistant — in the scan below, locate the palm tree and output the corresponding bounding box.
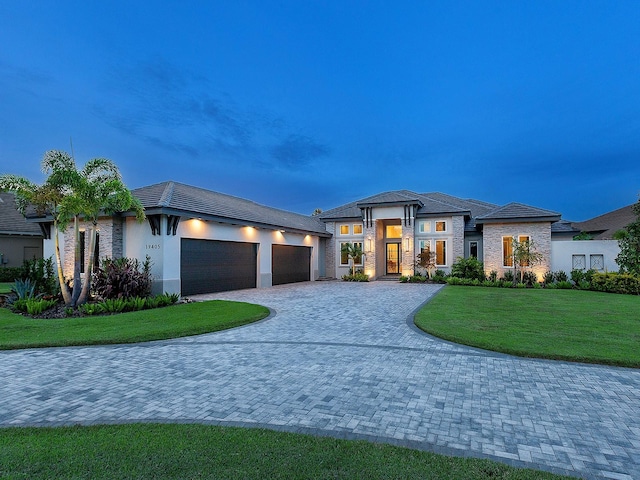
[1,151,79,305]
[1,150,144,306]
[341,242,364,276]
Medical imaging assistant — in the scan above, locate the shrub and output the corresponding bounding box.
[554,270,568,282]
[451,257,485,281]
[98,298,127,313]
[19,257,58,296]
[399,276,409,283]
[10,298,29,313]
[342,273,369,282]
[125,296,147,312]
[591,272,640,295]
[0,267,22,282]
[488,270,498,282]
[542,271,555,285]
[26,298,58,315]
[501,270,514,283]
[92,256,153,300]
[408,275,428,283]
[521,271,538,287]
[432,270,448,284]
[79,303,103,316]
[556,281,574,289]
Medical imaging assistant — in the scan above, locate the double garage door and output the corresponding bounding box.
[180,239,310,295]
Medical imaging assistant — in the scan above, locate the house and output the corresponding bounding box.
[318,190,561,280]
[0,192,43,268]
[30,183,630,295]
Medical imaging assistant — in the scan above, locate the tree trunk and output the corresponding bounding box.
[78,224,97,305]
[53,222,72,306]
[71,216,82,306]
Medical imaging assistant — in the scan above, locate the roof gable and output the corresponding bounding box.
[572,203,637,239]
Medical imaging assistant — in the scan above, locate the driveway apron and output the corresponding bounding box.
[1,282,639,480]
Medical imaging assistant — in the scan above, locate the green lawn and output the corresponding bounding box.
[0,282,12,294]
[415,286,640,367]
[0,423,572,480]
[0,300,269,349]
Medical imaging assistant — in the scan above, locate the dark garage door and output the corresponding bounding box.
[272,245,311,286]
[181,239,257,295]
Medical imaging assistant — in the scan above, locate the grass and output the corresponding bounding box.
[415,286,640,367]
[0,300,269,350]
[0,282,12,294]
[0,423,573,479]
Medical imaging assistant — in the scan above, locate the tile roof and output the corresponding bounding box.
[476,202,561,223]
[572,203,637,239]
[131,181,330,236]
[318,190,494,220]
[0,192,43,236]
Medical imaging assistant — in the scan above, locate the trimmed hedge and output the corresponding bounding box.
[591,272,640,295]
[0,267,22,282]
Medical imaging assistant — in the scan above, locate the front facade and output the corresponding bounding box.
[31,183,627,295]
[319,191,562,281]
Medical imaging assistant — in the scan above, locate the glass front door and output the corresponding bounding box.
[386,243,400,274]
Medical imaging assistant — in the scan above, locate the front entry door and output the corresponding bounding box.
[386,243,401,274]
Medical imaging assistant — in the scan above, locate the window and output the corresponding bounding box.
[353,242,363,265]
[419,239,431,253]
[503,235,530,267]
[353,224,363,235]
[590,254,604,270]
[385,225,402,238]
[339,225,349,235]
[435,221,446,232]
[469,241,478,258]
[340,242,363,266]
[572,254,586,270]
[502,236,513,267]
[436,240,446,266]
[418,221,431,233]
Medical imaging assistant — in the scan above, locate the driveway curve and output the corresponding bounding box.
[2,282,639,480]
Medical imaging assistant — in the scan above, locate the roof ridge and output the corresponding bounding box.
[158,181,175,207]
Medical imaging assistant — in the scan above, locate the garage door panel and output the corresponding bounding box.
[181,239,257,295]
[272,245,310,286]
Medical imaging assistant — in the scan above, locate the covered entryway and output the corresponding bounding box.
[180,238,257,295]
[272,245,311,285]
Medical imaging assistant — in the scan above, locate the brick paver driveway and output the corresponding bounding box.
[2,282,639,479]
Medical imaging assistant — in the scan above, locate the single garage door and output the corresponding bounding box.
[272,245,311,286]
[181,238,257,295]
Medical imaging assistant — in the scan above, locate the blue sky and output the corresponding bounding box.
[1,1,638,221]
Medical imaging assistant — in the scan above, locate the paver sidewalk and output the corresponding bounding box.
[1,282,639,479]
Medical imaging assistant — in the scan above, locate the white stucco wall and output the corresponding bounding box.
[123,216,320,295]
[550,239,620,273]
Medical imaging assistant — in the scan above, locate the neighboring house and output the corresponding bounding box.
[549,204,635,274]
[39,181,330,295]
[572,204,636,239]
[0,192,43,268]
[319,190,561,280]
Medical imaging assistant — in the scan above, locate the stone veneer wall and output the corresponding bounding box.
[324,222,336,278]
[451,215,465,262]
[364,223,376,277]
[62,217,122,279]
[482,222,552,279]
[401,224,414,275]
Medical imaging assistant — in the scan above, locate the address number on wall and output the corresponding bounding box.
[146,244,161,250]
